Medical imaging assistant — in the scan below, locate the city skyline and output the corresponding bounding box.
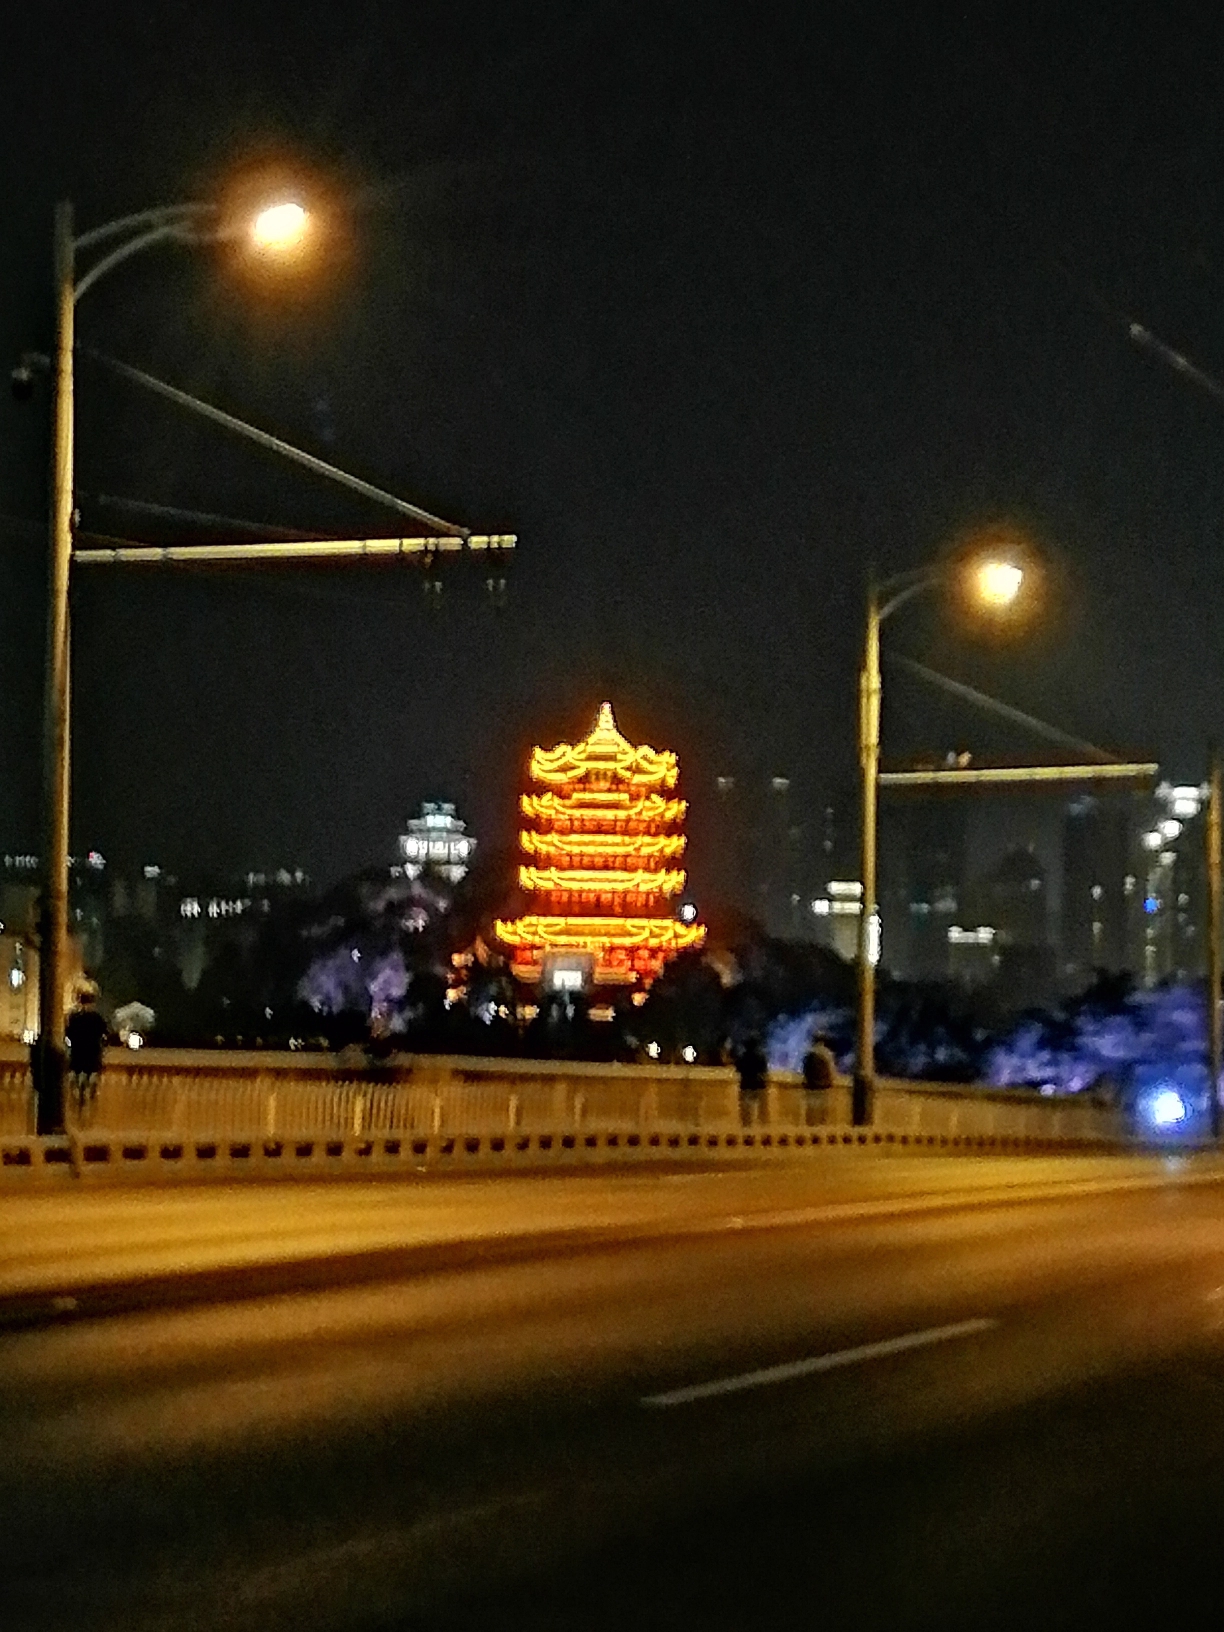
[3,7,1223,887]
[5,759,1208,989]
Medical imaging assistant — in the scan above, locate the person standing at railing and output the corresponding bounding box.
[736,1035,768,1127]
[66,987,108,1119]
[801,1032,839,1128]
[802,1034,838,1094]
[365,1009,395,1063]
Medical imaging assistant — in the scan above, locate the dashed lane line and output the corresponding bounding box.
[641,1317,999,1407]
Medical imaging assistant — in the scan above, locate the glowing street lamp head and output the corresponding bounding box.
[973,558,1024,609]
[250,200,309,252]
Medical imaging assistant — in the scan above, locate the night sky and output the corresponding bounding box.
[4,5,1224,890]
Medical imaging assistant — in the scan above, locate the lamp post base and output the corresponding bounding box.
[851,1071,873,1128]
[32,1041,66,1137]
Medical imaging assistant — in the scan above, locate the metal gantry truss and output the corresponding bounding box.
[73,534,516,566]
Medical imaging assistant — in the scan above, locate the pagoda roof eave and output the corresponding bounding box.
[528,702,679,789]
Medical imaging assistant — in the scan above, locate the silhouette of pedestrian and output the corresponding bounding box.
[802,1033,838,1093]
[65,988,108,1116]
[737,1035,768,1126]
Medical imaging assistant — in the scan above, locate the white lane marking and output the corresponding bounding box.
[680,1166,1224,1242]
[641,1317,998,1408]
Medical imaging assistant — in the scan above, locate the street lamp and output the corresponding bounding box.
[852,552,1025,1126]
[35,194,308,1133]
[250,200,309,253]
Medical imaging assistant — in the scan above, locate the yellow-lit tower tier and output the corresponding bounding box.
[495,702,706,985]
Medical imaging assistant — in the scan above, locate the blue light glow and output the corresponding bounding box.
[1147,1088,1188,1127]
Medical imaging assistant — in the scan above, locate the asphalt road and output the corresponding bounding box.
[4,1154,1224,1630]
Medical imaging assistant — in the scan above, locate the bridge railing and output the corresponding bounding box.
[0,1041,1129,1148]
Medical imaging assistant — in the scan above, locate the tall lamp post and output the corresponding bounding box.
[1206,748,1222,1142]
[35,196,309,1133]
[853,556,1025,1126]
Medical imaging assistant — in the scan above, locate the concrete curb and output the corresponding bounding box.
[0,1123,1139,1185]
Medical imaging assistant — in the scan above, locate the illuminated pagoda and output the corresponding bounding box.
[398,801,475,884]
[495,703,705,989]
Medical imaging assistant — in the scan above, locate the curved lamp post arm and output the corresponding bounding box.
[875,559,953,623]
[878,572,940,624]
[74,220,203,302]
[74,203,210,253]
[876,563,934,594]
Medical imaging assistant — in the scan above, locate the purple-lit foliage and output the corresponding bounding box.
[300,943,413,1027]
[984,982,1210,1095]
[766,1006,848,1073]
[766,986,988,1080]
[766,978,1215,1100]
[297,868,452,1028]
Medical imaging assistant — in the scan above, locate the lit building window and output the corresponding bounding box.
[1167,784,1204,820]
[948,926,996,946]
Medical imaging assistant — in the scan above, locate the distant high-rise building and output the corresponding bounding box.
[1061,794,1135,987]
[802,797,863,957]
[809,877,866,962]
[981,844,1048,947]
[0,933,37,1042]
[0,853,39,945]
[967,844,1053,1007]
[817,801,854,880]
[946,925,999,988]
[759,775,805,936]
[1136,782,1207,984]
[708,772,810,936]
[892,795,968,982]
[710,774,753,916]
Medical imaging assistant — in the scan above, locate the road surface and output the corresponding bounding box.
[3,1153,1224,1629]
